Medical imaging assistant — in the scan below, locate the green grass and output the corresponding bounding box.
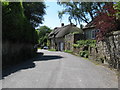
[37,47,41,49]
[48,49,56,51]
[64,50,73,53]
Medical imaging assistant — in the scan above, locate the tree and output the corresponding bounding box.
[23,2,46,27]
[2,2,26,42]
[2,2,46,66]
[2,2,46,44]
[37,26,52,47]
[114,1,120,19]
[57,1,105,27]
[93,3,120,41]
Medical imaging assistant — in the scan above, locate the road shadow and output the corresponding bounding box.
[34,55,63,61]
[2,52,63,79]
[2,59,35,79]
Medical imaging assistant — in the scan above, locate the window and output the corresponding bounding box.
[91,29,100,39]
[96,29,100,33]
[92,30,96,39]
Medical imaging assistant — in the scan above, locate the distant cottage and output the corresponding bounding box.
[48,22,99,51]
[83,22,99,39]
[48,23,84,51]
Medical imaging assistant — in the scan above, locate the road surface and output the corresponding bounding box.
[2,49,118,88]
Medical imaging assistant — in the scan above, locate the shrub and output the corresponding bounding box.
[73,40,96,48]
[79,50,89,58]
[77,40,96,47]
[84,53,88,58]
[64,50,73,53]
[73,44,80,48]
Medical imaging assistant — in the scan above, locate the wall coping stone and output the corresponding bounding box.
[106,30,120,37]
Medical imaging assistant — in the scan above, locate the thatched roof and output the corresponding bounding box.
[49,24,83,38]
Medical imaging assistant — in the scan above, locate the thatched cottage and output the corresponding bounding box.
[48,23,83,51]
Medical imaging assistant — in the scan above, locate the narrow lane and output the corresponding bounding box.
[2,49,118,88]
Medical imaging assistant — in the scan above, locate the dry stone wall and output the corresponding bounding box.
[89,31,120,69]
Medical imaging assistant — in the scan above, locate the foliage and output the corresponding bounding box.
[2,2,24,42]
[57,1,105,27]
[2,2,46,67]
[37,47,41,49]
[38,26,52,47]
[93,3,120,41]
[79,50,89,58]
[73,40,96,48]
[64,50,73,53]
[2,2,46,44]
[48,49,56,51]
[47,39,50,47]
[114,2,120,19]
[73,44,80,48]
[71,31,80,34]
[23,2,46,27]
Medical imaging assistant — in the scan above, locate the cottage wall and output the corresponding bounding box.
[65,34,74,51]
[55,38,64,51]
[65,33,84,51]
[49,39,56,49]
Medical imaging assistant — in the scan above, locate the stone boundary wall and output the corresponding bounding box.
[2,41,36,68]
[73,47,83,55]
[89,31,120,69]
[71,31,120,70]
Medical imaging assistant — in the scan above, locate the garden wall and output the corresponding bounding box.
[73,47,83,55]
[89,31,120,69]
[2,41,36,68]
[71,31,120,70]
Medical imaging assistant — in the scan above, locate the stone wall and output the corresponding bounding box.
[49,39,56,50]
[2,41,36,68]
[65,34,74,51]
[73,47,83,55]
[89,31,120,69]
[65,33,84,51]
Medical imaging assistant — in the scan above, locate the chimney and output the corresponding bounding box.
[70,23,73,26]
[61,23,64,27]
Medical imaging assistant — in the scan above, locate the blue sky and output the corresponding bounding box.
[40,2,69,29]
[40,1,87,29]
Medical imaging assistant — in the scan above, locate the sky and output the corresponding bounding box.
[39,1,87,29]
[40,1,69,29]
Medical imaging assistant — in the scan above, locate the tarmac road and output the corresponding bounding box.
[2,49,118,88]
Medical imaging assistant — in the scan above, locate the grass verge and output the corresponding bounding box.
[48,49,56,51]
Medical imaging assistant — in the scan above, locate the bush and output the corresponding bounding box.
[77,40,96,47]
[73,44,80,48]
[79,50,89,58]
[73,40,96,48]
[84,53,88,58]
[64,50,73,53]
